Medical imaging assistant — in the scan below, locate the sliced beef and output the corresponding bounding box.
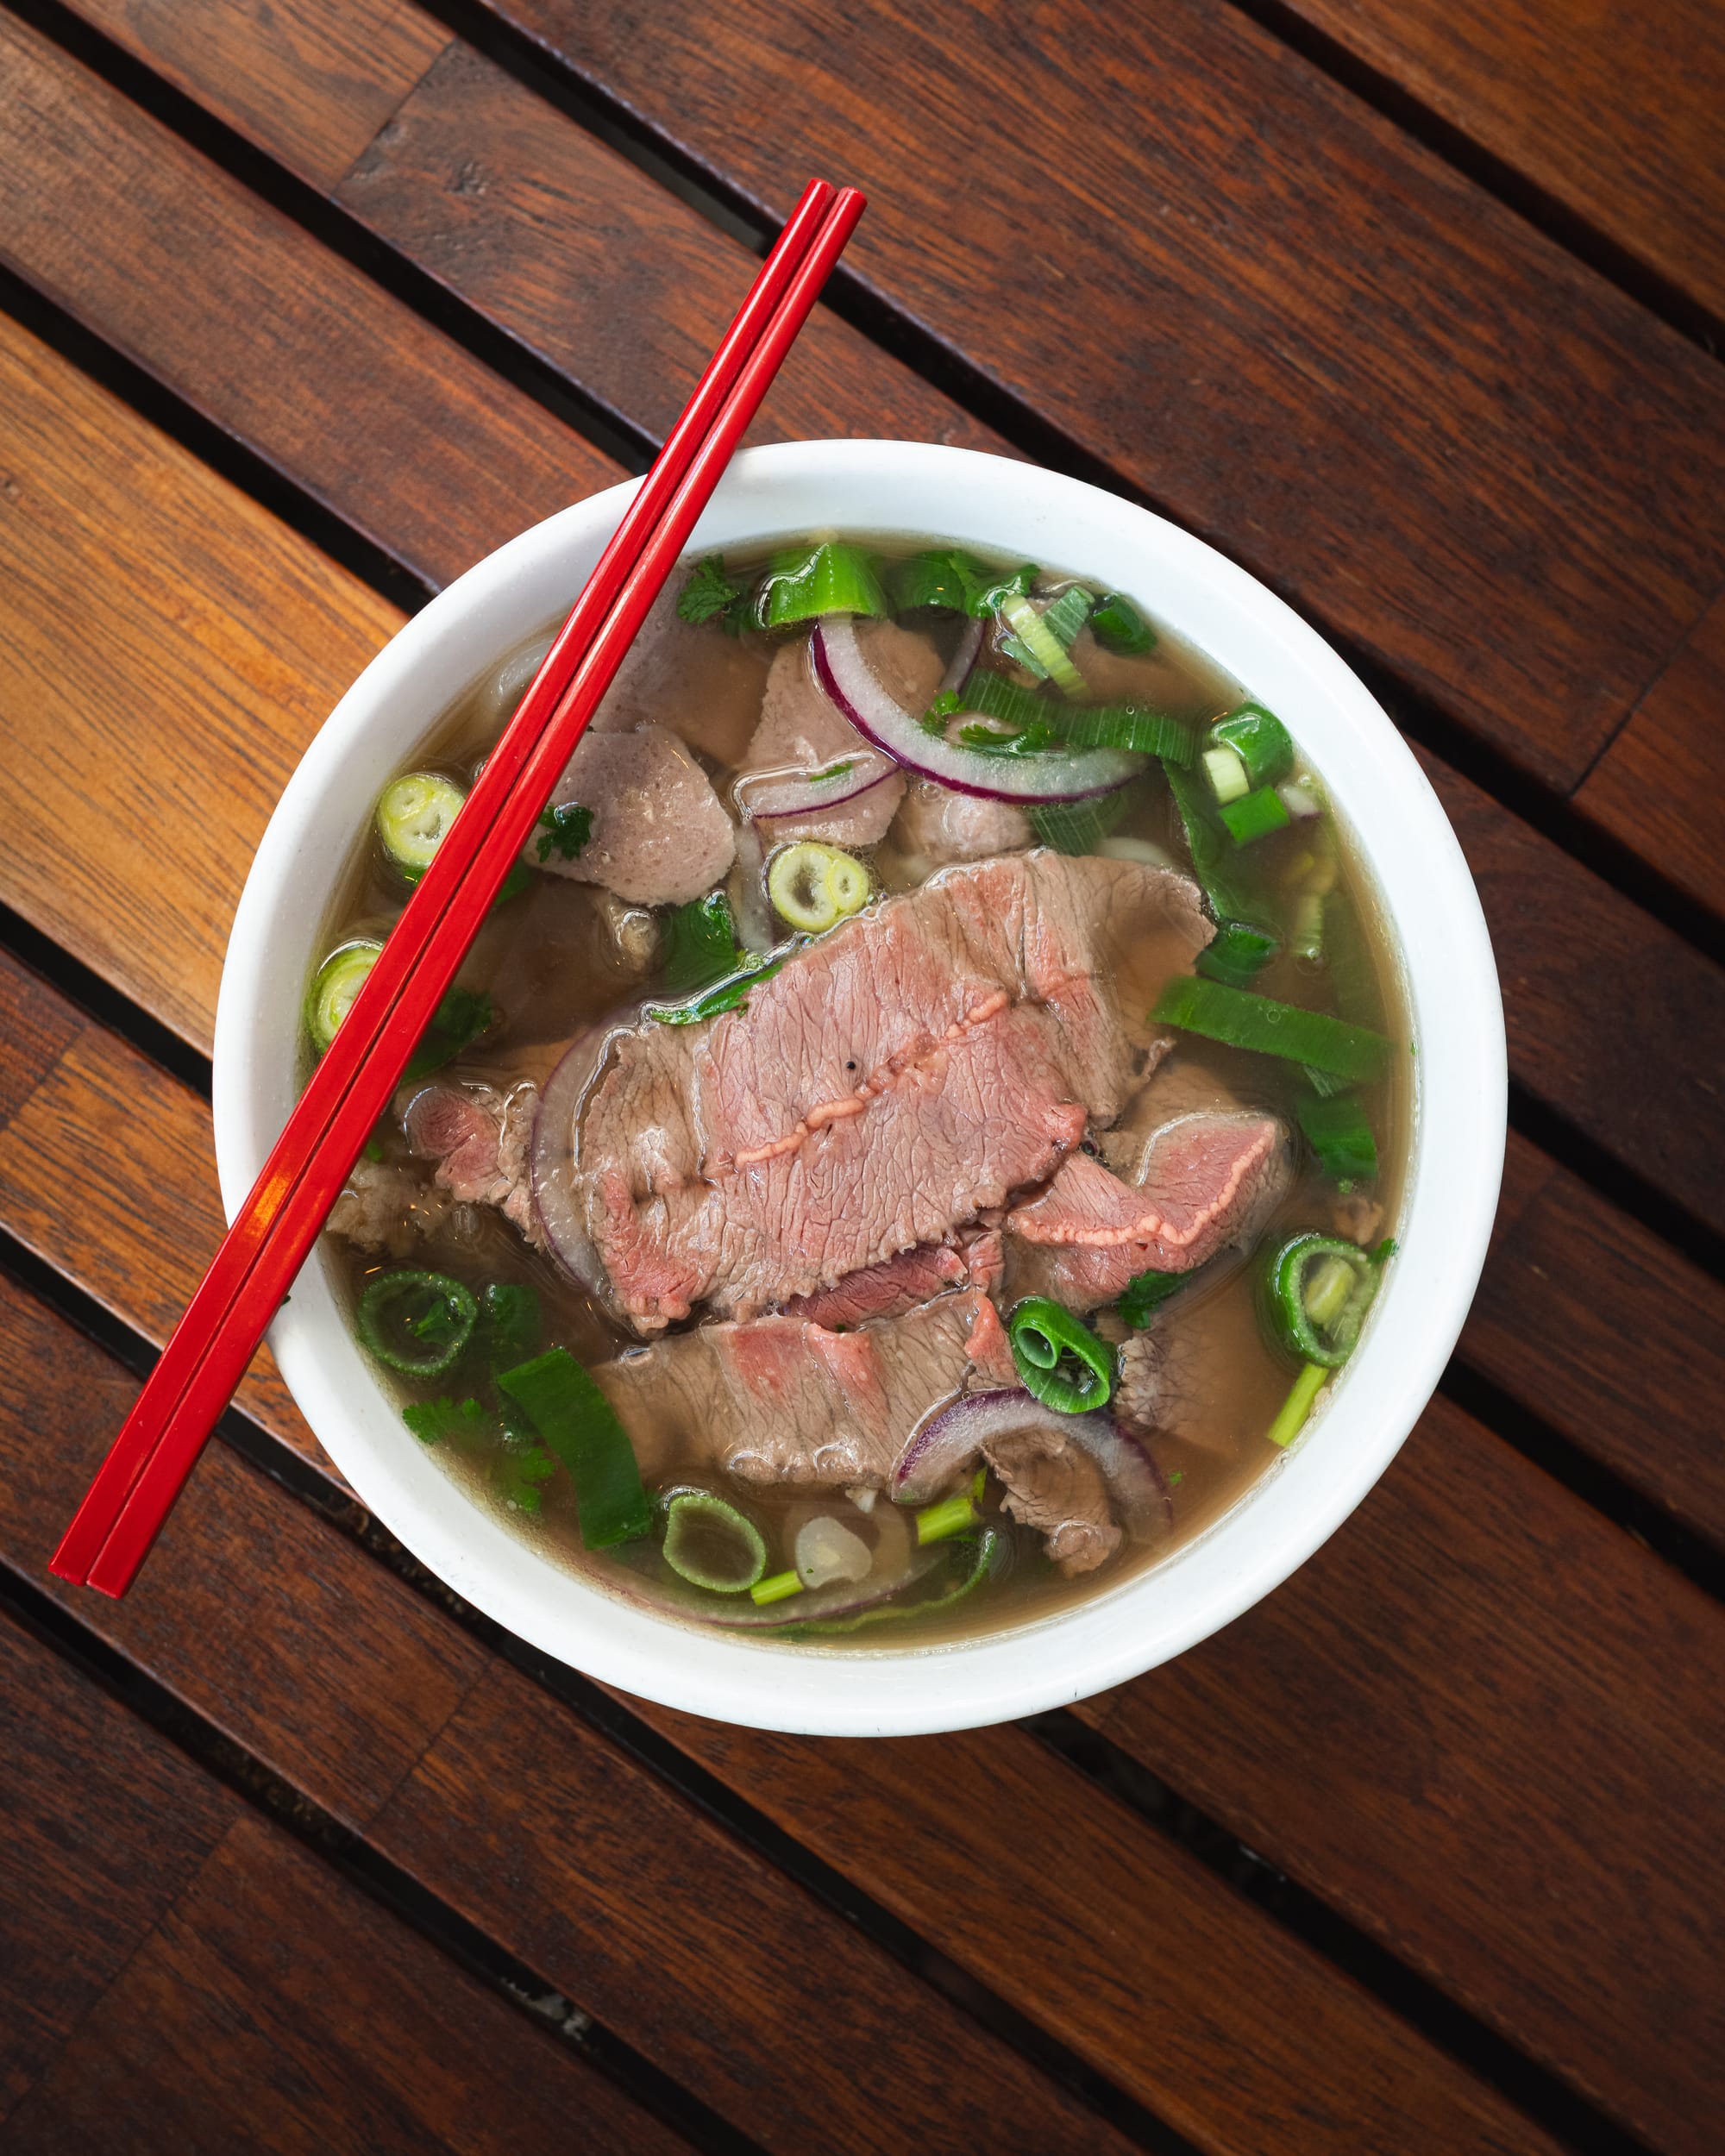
[891,775,1032,868]
[402,1080,543,1248]
[588,580,767,768]
[590,1288,1013,1489]
[982,1426,1121,1576]
[573,851,1212,1329]
[742,632,906,846]
[783,1224,1003,1329]
[1114,1282,1275,1454]
[1008,1111,1290,1308]
[328,1158,452,1256]
[533,724,735,906]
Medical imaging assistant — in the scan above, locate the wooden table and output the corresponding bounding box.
[2,4,1721,2150]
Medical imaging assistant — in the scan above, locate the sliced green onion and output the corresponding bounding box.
[958,670,1052,731]
[1202,744,1250,805]
[1212,704,1294,788]
[1055,704,1193,761]
[889,547,996,614]
[1164,760,1259,931]
[1289,889,1327,962]
[972,562,1039,617]
[498,1348,651,1549]
[357,1269,478,1379]
[1218,785,1292,847]
[1323,890,1384,1031]
[768,842,869,932]
[1302,1062,1353,1099]
[1195,919,1281,987]
[1296,1094,1378,1188]
[1007,1298,1113,1413]
[662,890,742,995]
[750,1568,804,1607]
[1088,592,1157,654]
[306,941,381,1056]
[1118,1269,1187,1327]
[1260,1233,1377,1367]
[956,718,1059,758]
[376,772,465,881]
[662,1490,767,1593]
[1152,975,1392,1083]
[916,1493,981,1545]
[1040,587,1093,649]
[760,542,890,628]
[1267,1362,1327,1448]
[788,1528,1005,1637]
[1029,787,1135,856]
[999,591,1087,696]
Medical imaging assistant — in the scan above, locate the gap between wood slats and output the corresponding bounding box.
[0,1572,763,2156]
[9,0,1724,969]
[0,1226,1653,2156]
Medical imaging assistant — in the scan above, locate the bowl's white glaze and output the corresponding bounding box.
[212,442,1504,1736]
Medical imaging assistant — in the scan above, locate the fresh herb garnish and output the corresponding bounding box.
[497,1443,558,1514]
[405,986,496,1082]
[535,800,593,863]
[1118,1269,1187,1328]
[806,759,855,784]
[956,720,1058,757]
[920,689,962,735]
[402,1396,492,1447]
[647,956,787,1026]
[662,890,743,995]
[676,553,743,626]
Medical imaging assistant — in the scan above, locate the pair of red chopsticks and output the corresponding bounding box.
[53,178,866,1598]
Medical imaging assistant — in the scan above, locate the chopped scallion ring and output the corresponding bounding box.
[1007,1298,1113,1413]
[1202,744,1251,805]
[1260,1232,1379,1367]
[662,1490,767,1593]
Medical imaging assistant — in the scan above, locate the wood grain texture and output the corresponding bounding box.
[1577,586,1725,919]
[0,951,1711,2141]
[0,1615,235,2125]
[73,0,452,192]
[0,1276,484,1829]
[1085,1395,1725,2156]
[620,1702,1562,2156]
[1270,0,1725,328]
[4,1812,692,2156]
[470,0,1725,794]
[0,304,399,1049]
[1469,1132,1725,1544]
[1421,747,1725,1229]
[0,13,617,592]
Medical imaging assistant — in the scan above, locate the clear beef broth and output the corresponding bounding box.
[317,536,1408,1648]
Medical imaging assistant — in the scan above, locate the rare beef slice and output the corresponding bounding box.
[567,851,1211,1329]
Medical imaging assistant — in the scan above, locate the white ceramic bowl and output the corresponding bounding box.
[214,441,1504,1737]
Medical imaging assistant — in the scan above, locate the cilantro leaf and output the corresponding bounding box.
[497,1443,558,1514]
[405,987,496,1082]
[535,800,593,864]
[403,1396,492,1447]
[676,554,743,626]
[1118,1269,1187,1329]
[662,891,743,995]
[806,759,855,785]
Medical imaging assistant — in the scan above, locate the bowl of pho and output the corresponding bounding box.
[213,441,1504,1736]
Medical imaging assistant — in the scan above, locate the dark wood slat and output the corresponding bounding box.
[1420,749,1725,1231]
[461,0,1725,800]
[1083,1394,1725,2156]
[0,1275,483,1827]
[72,0,452,191]
[0,11,618,596]
[1577,587,1725,920]
[0,870,1710,2145]
[3,69,1722,1238]
[0,1616,235,2125]
[5,1808,693,2155]
[1471,1133,1725,1544]
[1265,0,1725,329]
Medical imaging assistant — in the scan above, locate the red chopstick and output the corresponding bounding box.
[53,179,866,1597]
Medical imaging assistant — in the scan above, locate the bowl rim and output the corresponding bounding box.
[213,439,1505,1737]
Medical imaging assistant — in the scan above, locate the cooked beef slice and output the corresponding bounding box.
[743,634,904,845]
[1114,1281,1274,1453]
[891,775,1032,868]
[328,1157,453,1256]
[1007,1111,1290,1307]
[590,1288,1014,1489]
[402,1080,544,1247]
[981,1426,1121,1576]
[784,1224,1004,1328]
[588,580,768,768]
[532,724,735,905]
[571,851,1212,1329]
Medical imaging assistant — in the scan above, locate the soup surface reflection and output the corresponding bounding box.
[315,536,1408,1645]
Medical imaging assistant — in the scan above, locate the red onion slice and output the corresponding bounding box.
[893,1388,1171,1543]
[812,618,1141,805]
[938,615,985,696]
[530,1020,626,1290]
